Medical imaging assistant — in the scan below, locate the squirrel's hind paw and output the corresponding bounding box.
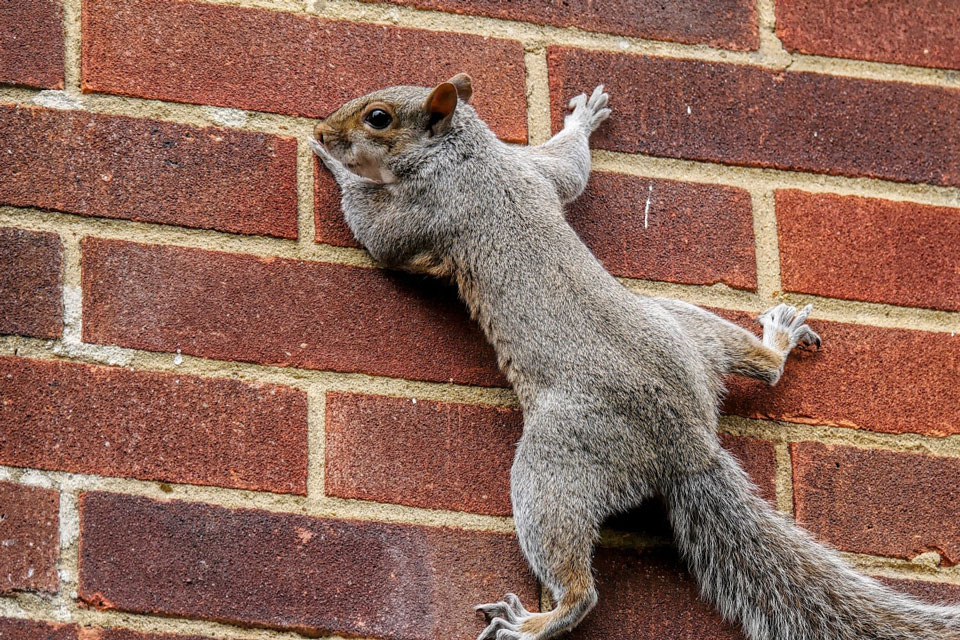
[476,593,534,640]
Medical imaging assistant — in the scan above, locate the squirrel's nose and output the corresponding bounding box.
[314,122,333,146]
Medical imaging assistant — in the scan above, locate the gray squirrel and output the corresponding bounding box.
[309,74,960,640]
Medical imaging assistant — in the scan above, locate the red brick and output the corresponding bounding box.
[0,0,64,89]
[0,483,59,594]
[78,492,537,640]
[792,443,960,564]
[0,618,76,640]
[568,172,756,289]
[548,48,960,187]
[0,227,62,338]
[0,106,297,238]
[0,619,220,640]
[880,577,960,604]
[0,356,307,494]
[82,238,503,387]
[317,168,759,291]
[777,0,960,72]
[366,0,757,50]
[722,312,960,437]
[82,0,527,143]
[326,392,521,515]
[572,547,744,639]
[777,190,960,312]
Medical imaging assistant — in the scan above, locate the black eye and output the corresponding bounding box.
[364,108,392,130]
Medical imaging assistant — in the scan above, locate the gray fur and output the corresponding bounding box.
[311,78,960,640]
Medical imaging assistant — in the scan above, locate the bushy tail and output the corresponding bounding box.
[665,450,960,640]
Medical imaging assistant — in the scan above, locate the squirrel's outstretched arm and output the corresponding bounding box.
[655,299,820,385]
[523,86,610,204]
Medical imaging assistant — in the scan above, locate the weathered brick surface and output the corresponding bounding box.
[0,482,59,594]
[317,168,758,290]
[367,0,757,50]
[82,238,503,386]
[0,0,64,89]
[0,106,297,238]
[548,48,960,187]
[0,227,62,339]
[78,492,537,640]
[82,0,527,143]
[792,443,960,564]
[777,0,960,71]
[568,172,756,289]
[777,190,960,312]
[0,619,218,640]
[572,547,744,639]
[326,392,521,515]
[0,618,76,640]
[0,356,307,494]
[880,578,960,604]
[722,312,960,437]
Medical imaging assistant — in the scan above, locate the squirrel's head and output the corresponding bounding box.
[313,73,473,184]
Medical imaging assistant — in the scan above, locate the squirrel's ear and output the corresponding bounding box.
[448,73,472,103]
[424,81,458,135]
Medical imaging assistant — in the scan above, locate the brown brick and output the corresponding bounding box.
[314,166,358,248]
[722,312,960,437]
[0,483,59,594]
[880,577,960,604]
[78,492,537,640]
[317,168,759,291]
[777,191,960,312]
[572,547,744,639]
[82,238,503,387]
[792,443,960,564]
[0,356,307,494]
[0,618,76,640]
[326,392,521,515]
[82,0,527,143]
[0,619,220,640]
[0,227,62,338]
[777,0,960,71]
[0,0,64,89]
[366,0,757,50]
[548,48,960,187]
[0,105,297,238]
[568,172,756,289]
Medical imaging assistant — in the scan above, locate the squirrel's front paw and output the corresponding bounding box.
[758,303,822,352]
[566,85,610,132]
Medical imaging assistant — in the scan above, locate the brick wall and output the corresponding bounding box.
[1,1,959,639]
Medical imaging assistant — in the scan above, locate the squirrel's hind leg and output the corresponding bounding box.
[476,426,621,640]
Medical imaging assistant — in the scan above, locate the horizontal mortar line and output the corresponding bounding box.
[0,336,520,407]
[4,203,959,338]
[719,416,960,459]
[0,90,319,138]
[786,53,960,90]
[844,552,960,585]
[592,151,960,209]
[618,277,960,335]
[0,465,517,534]
[0,204,376,267]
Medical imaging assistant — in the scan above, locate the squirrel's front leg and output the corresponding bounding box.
[526,86,610,204]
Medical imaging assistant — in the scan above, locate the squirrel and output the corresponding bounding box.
[309,74,960,640]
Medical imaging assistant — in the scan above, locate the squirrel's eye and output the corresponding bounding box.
[364,109,392,130]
